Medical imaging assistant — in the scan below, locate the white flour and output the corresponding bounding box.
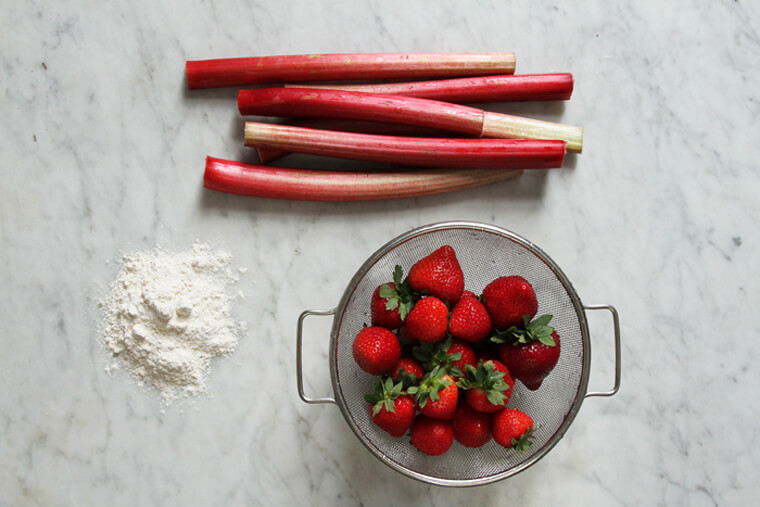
[101,242,245,403]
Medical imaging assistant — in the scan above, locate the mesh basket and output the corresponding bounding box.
[297,221,620,486]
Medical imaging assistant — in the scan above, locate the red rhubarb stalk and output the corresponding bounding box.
[243,122,566,169]
[186,52,516,89]
[239,88,483,135]
[284,73,574,103]
[203,156,523,201]
[238,88,583,153]
[255,119,461,164]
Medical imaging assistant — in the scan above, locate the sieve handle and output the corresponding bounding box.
[297,308,338,405]
[583,304,621,398]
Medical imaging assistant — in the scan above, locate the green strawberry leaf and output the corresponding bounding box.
[365,377,405,415]
[387,265,417,320]
[379,283,397,301]
[486,390,506,406]
[457,360,509,393]
[412,337,464,378]
[392,265,404,287]
[538,334,557,347]
[511,427,536,453]
[398,300,413,320]
[491,314,555,346]
[396,368,420,390]
[409,366,451,407]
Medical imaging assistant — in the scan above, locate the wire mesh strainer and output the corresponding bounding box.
[297,221,621,487]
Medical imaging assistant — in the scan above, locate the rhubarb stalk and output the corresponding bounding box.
[284,73,574,103]
[203,156,523,201]
[255,119,461,164]
[186,53,516,89]
[243,122,567,169]
[238,88,583,153]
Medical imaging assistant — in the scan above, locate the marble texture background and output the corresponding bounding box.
[2,0,759,505]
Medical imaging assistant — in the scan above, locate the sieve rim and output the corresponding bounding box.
[328,221,592,486]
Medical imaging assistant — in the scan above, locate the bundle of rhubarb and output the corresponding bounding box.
[187,52,583,201]
[353,245,561,456]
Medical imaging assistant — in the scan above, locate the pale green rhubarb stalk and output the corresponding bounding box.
[242,122,567,169]
[186,52,516,89]
[284,73,575,103]
[202,156,524,202]
[238,88,583,153]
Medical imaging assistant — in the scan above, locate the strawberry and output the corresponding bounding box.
[410,414,454,456]
[481,275,538,330]
[496,315,561,391]
[407,245,465,306]
[371,266,414,329]
[492,408,535,452]
[461,289,477,299]
[412,336,475,379]
[448,338,478,377]
[364,377,416,437]
[397,323,419,346]
[451,400,492,448]
[403,296,449,343]
[390,356,426,388]
[407,367,459,420]
[352,326,402,375]
[458,359,514,413]
[448,295,493,343]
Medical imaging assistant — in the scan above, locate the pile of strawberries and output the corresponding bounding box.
[352,245,561,456]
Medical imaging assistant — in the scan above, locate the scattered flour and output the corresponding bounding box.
[101,242,246,404]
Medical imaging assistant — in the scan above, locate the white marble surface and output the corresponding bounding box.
[2,0,759,504]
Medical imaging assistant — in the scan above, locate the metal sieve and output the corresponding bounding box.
[296,221,621,487]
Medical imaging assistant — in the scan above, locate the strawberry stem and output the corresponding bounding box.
[491,314,556,346]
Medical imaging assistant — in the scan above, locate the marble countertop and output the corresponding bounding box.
[2,0,758,505]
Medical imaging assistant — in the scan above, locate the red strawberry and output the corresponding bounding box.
[364,377,415,437]
[371,283,403,329]
[407,245,465,306]
[352,326,401,375]
[448,338,478,377]
[398,323,419,346]
[492,408,535,452]
[497,317,561,390]
[408,367,459,420]
[458,359,515,413]
[390,356,426,388]
[371,266,414,329]
[461,289,477,299]
[451,400,492,448]
[403,296,449,343]
[448,295,493,343]
[481,275,538,330]
[410,414,454,456]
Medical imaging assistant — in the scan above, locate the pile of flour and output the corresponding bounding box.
[101,242,246,403]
